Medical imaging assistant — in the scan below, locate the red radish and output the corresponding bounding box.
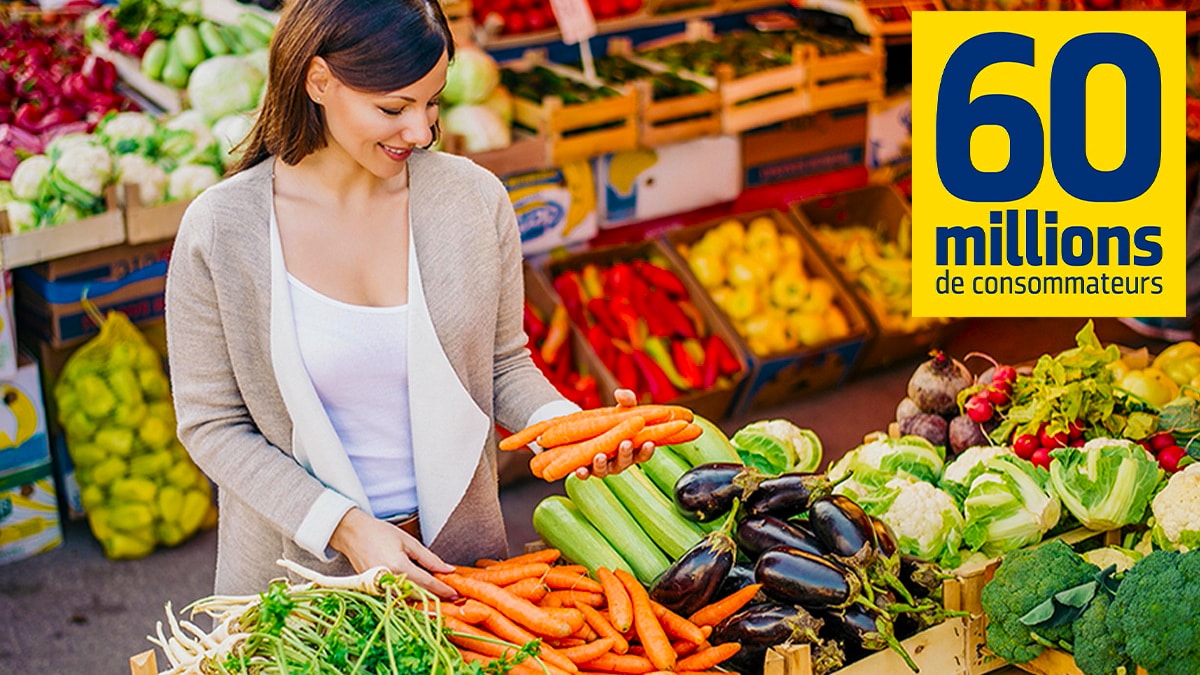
[1067,419,1085,440]
[1149,431,1177,452]
[1158,445,1187,473]
[1070,438,1086,448]
[965,394,993,423]
[992,365,1018,387]
[1039,426,1069,449]
[986,386,1011,407]
[1012,434,1038,460]
[1029,447,1052,469]
[1139,439,1156,455]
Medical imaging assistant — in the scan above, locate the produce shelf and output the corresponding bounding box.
[123,185,193,246]
[0,187,126,270]
[766,616,970,674]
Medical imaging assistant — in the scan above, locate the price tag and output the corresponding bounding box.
[548,0,598,46]
[912,12,1184,317]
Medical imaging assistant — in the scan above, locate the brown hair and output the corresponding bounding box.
[232,0,455,173]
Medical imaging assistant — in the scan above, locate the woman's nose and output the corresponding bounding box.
[400,115,433,147]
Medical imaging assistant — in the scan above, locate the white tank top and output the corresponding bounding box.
[287,273,417,519]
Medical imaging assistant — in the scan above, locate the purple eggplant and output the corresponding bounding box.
[649,506,738,616]
[869,516,899,558]
[808,495,875,558]
[718,563,759,597]
[674,462,758,522]
[754,546,862,609]
[744,472,843,519]
[899,555,948,600]
[821,603,919,672]
[737,515,826,559]
[711,603,844,675]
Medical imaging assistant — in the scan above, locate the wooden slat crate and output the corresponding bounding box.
[803,36,886,114]
[503,52,640,166]
[0,186,126,270]
[123,185,193,245]
[766,616,970,674]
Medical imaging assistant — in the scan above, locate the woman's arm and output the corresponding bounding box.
[165,198,355,560]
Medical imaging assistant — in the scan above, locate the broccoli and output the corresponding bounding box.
[1072,593,1133,675]
[979,539,1100,664]
[1105,550,1200,675]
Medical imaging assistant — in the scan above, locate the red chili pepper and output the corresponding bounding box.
[633,260,688,298]
[647,292,697,339]
[672,339,704,389]
[540,304,571,365]
[708,334,742,376]
[677,299,708,337]
[606,261,636,298]
[614,350,641,392]
[609,296,646,351]
[553,272,586,325]
[702,335,723,389]
[586,297,624,338]
[585,323,614,365]
[523,302,547,343]
[552,340,573,383]
[631,350,679,404]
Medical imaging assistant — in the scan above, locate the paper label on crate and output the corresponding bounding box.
[547,0,597,45]
[505,165,599,256]
[912,11,1184,317]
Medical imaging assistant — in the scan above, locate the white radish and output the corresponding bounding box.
[276,558,393,594]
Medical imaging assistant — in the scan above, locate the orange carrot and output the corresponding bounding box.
[614,568,675,671]
[579,652,656,674]
[466,563,552,586]
[542,569,605,593]
[440,599,493,624]
[453,565,486,575]
[530,449,560,479]
[543,606,587,635]
[659,422,702,445]
[576,603,630,654]
[545,589,606,608]
[554,564,588,575]
[675,643,741,671]
[650,601,706,645]
[688,584,762,627]
[596,567,632,633]
[537,409,651,448]
[499,419,558,451]
[672,639,700,657]
[505,577,550,603]
[542,417,646,481]
[436,573,572,638]
[458,649,550,675]
[445,616,557,670]
[630,419,691,447]
[480,549,562,568]
[571,621,599,642]
[551,638,588,648]
[480,608,580,673]
[560,638,615,666]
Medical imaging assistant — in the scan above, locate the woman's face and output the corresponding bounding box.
[311,50,449,179]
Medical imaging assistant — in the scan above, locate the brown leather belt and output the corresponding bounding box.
[390,511,422,541]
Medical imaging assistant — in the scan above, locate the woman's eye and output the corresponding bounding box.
[428,98,441,108]
[380,107,404,116]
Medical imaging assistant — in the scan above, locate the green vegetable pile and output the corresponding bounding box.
[981,539,1200,675]
[55,310,212,560]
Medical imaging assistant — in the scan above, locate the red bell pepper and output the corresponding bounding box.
[633,260,688,298]
[606,261,636,298]
[586,297,624,338]
[585,323,614,365]
[631,349,680,404]
[672,339,704,389]
[553,271,587,326]
[552,340,573,383]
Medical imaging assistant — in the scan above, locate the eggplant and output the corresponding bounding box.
[711,603,844,675]
[808,495,875,558]
[754,546,861,608]
[737,515,826,558]
[869,516,899,558]
[674,462,756,522]
[649,506,738,616]
[744,472,842,519]
[898,555,946,600]
[718,563,759,598]
[821,603,919,672]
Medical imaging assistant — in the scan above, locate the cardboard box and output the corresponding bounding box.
[662,209,870,415]
[543,239,750,421]
[0,352,61,565]
[790,184,961,374]
[14,261,167,349]
[123,184,192,245]
[594,136,742,229]
[30,240,173,282]
[867,91,912,176]
[741,105,869,189]
[504,164,600,257]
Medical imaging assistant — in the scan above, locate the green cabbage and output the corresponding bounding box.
[730,419,822,474]
[940,445,1014,505]
[962,455,1061,556]
[443,45,500,106]
[443,105,510,154]
[1049,438,1163,531]
[828,434,945,487]
[187,56,265,121]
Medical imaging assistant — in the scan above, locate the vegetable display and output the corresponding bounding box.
[522,300,602,410]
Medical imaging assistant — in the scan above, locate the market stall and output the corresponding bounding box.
[0,0,1196,673]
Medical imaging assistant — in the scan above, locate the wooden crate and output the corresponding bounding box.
[123,185,193,245]
[442,133,551,177]
[503,52,639,166]
[0,187,126,270]
[766,616,970,675]
[130,649,157,675]
[604,39,723,148]
[803,37,886,114]
[943,526,1126,675]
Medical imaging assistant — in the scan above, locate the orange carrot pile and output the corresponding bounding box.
[499,405,702,482]
[437,549,746,674]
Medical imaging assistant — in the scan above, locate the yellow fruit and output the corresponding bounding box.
[688,253,727,289]
[726,253,760,288]
[1119,367,1179,407]
[826,306,851,337]
[789,312,831,346]
[804,278,836,313]
[770,273,810,310]
[719,286,760,321]
[745,217,779,252]
[714,220,746,250]
[780,234,803,263]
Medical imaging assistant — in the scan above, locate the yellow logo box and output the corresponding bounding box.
[912,11,1184,317]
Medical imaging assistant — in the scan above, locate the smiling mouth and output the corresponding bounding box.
[379,143,412,161]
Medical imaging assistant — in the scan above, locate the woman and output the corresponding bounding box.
[165,0,652,598]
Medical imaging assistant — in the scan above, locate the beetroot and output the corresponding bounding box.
[907,350,972,415]
[898,412,948,448]
[948,414,989,455]
[895,397,921,423]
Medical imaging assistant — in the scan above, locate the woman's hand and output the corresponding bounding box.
[574,388,655,480]
[329,508,458,598]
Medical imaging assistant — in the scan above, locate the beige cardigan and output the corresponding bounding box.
[165,151,570,595]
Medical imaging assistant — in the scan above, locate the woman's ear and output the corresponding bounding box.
[305,56,331,105]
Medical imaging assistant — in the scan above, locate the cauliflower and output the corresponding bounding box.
[116,155,169,207]
[212,113,254,169]
[46,133,101,160]
[160,111,219,169]
[45,201,88,226]
[875,477,965,567]
[940,445,1012,502]
[167,164,221,202]
[97,112,160,155]
[50,143,114,207]
[3,200,39,232]
[731,419,822,474]
[10,155,52,201]
[962,455,1061,556]
[828,435,946,487]
[1050,437,1163,531]
[1150,462,1200,552]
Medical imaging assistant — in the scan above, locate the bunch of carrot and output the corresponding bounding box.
[435,548,760,674]
[500,405,703,482]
